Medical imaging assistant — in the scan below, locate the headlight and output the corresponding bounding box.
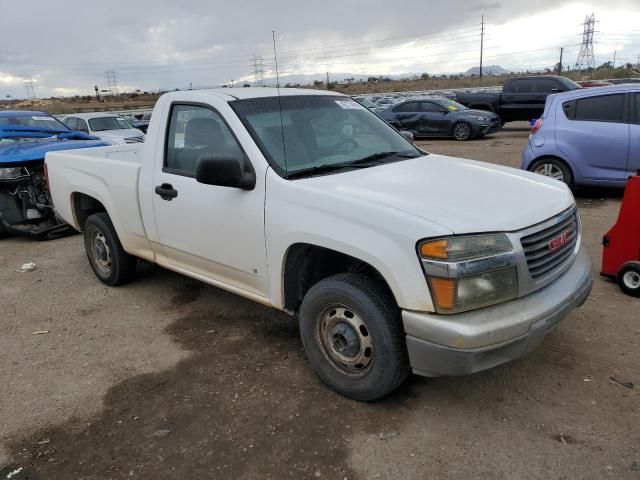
[419,234,512,262]
[0,167,24,179]
[428,268,518,314]
[470,115,488,122]
[419,234,517,314]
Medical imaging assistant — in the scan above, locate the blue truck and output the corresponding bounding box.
[0,110,108,239]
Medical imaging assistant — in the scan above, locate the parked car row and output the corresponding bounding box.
[62,113,145,144]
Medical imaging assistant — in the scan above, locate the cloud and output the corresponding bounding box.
[469,2,502,12]
[0,0,638,98]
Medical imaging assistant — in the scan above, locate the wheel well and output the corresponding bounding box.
[72,193,107,231]
[529,155,573,173]
[283,244,396,313]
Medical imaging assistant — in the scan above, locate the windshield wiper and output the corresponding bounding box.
[284,151,420,180]
[347,151,419,166]
[285,163,360,180]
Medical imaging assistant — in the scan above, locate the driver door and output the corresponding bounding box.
[151,102,269,297]
[419,101,452,136]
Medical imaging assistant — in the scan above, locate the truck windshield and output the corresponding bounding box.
[88,117,132,131]
[231,95,421,178]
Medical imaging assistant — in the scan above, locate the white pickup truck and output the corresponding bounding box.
[46,88,593,401]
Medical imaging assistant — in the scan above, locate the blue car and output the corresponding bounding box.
[522,85,640,188]
[0,111,108,239]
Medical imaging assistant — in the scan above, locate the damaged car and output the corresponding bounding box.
[0,111,108,239]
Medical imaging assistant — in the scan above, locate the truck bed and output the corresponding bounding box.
[46,145,154,260]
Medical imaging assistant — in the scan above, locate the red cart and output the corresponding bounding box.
[601,175,640,296]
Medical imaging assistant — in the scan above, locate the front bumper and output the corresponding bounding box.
[403,247,592,377]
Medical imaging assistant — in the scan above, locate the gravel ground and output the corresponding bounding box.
[1,123,638,479]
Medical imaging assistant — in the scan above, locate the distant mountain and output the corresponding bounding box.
[463,65,510,77]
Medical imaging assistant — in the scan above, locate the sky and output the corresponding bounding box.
[1,0,639,98]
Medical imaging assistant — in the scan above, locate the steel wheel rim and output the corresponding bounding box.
[89,228,112,275]
[534,163,565,181]
[316,305,374,376]
[623,271,640,289]
[454,123,470,140]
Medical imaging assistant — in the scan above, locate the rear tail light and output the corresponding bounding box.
[531,118,543,135]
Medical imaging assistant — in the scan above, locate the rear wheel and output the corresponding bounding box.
[84,212,137,286]
[617,262,640,297]
[299,273,410,401]
[452,122,472,141]
[530,157,574,187]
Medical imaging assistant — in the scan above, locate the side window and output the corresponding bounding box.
[76,119,89,133]
[635,93,640,125]
[507,78,533,93]
[65,117,77,130]
[537,78,562,94]
[573,94,625,123]
[394,102,419,113]
[420,102,441,112]
[165,104,244,176]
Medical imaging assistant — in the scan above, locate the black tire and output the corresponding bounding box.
[0,225,9,239]
[84,212,137,286]
[452,121,472,141]
[529,157,574,188]
[299,273,410,401]
[617,262,640,297]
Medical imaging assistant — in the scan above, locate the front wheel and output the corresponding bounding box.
[618,262,640,297]
[299,273,410,401]
[84,212,137,286]
[452,122,472,141]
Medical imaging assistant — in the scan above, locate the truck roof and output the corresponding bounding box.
[162,87,343,102]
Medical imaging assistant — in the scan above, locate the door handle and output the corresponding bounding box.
[155,183,178,201]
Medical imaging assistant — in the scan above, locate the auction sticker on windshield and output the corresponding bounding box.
[335,100,365,110]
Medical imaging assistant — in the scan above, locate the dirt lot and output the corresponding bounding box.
[1,123,639,479]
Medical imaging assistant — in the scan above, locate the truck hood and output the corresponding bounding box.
[0,137,109,166]
[300,154,574,234]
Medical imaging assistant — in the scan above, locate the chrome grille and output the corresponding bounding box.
[521,209,579,280]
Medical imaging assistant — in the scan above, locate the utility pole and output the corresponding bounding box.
[104,70,119,95]
[479,15,484,83]
[612,50,616,69]
[326,72,330,89]
[252,55,265,87]
[558,47,564,74]
[574,13,596,72]
[23,78,36,100]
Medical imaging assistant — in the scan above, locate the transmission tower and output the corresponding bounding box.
[574,14,596,71]
[104,70,119,95]
[24,78,36,99]
[252,55,265,87]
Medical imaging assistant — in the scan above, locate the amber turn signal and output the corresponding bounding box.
[419,239,449,259]
[429,277,456,311]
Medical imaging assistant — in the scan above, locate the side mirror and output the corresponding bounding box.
[195,156,256,190]
[400,131,414,142]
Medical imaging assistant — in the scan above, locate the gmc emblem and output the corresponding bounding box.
[548,231,570,253]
